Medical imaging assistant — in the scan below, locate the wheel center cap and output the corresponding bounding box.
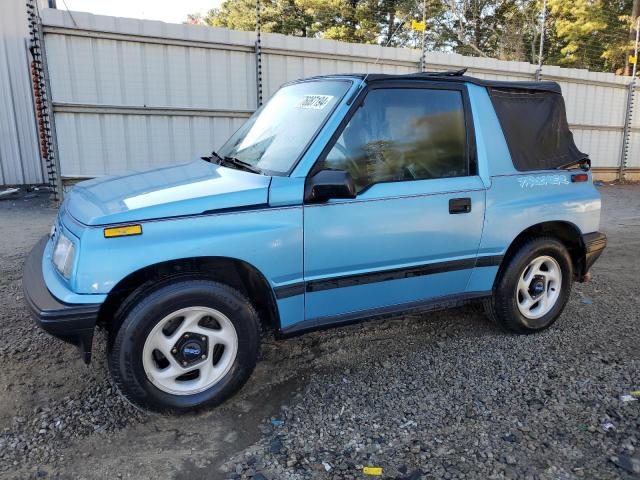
[172,332,208,366]
[530,276,546,297]
[182,341,203,360]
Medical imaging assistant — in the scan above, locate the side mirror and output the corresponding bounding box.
[304,169,356,203]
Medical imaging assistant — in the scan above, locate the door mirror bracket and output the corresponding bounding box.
[304,169,356,203]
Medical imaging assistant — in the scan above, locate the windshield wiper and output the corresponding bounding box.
[220,156,262,174]
[201,150,225,164]
[202,151,262,174]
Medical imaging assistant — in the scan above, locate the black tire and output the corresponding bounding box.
[484,236,573,334]
[108,279,260,413]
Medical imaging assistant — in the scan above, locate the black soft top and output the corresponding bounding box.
[362,71,562,94]
[308,70,561,93]
[312,70,586,171]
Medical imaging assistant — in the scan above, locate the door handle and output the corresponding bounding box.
[449,197,471,214]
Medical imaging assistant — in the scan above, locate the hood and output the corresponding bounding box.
[65,160,272,226]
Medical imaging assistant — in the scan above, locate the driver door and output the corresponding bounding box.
[303,83,486,323]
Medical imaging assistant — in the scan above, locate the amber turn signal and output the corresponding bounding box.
[104,224,142,238]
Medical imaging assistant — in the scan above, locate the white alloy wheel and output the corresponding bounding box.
[142,306,238,395]
[516,255,562,320]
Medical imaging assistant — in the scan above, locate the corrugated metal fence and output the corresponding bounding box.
[39,8,639,182]
[0,0,43,185]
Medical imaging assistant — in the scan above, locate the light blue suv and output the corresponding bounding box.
[23,71,606,412]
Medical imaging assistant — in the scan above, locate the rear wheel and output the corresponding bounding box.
[485,237,573,333]
[108,279,260,413]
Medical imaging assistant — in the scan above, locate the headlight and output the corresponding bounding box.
[52,233,76,279]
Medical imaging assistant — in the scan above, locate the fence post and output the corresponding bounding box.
[254,0,263,107]
[27,0,63,203]
[534,0,547,81]
[619,17,639,181]
[618,81,636,181]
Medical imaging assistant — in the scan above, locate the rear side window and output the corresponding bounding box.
[488,88,586,171]
[322,88,468,192]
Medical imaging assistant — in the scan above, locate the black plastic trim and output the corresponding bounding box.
[22,236,101,363]
[306,258,478,293]
[201,203,270,215]
[583,231,607,252]
[582,231,607,275]
[280,291,492,337]
[273,256,502,299]
[476,255,504,268]
[274,282,306,299]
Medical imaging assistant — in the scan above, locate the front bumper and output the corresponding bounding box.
[22,236,101,364]
[581,231,607,279]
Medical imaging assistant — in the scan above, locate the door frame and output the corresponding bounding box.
[292,80,489,332]
[303,79,478,191]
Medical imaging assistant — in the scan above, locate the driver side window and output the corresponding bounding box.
[322,87,468,192]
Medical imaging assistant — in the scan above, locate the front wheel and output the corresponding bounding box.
[485,237,573,333]
[108,279,260,413]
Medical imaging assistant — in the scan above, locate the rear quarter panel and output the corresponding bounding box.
[466,83,602,292]
[479,171,602,259]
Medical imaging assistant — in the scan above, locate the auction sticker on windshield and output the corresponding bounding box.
[298,95,334,109]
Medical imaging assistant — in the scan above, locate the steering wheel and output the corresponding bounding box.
[332,143,361,175]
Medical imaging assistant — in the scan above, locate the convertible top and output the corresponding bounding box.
[305,70,586,171]
[486,86,587,171]
[304,70,562,93]
[362,71,562,94]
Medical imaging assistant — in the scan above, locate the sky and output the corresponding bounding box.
[60,0,221,24]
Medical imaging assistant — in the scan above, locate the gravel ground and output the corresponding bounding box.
[0,185,638,479]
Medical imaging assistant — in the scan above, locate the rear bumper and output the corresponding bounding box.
[581,231,607,279]
[22,236,100,363]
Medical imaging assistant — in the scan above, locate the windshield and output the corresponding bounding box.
[217,80,351,175]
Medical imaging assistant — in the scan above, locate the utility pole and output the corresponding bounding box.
[628,0,640,76]
[633,17,640,79]
[535,0,547,81]
[255,0,263,107]
[420,0,427,71]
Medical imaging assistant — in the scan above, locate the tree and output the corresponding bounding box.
[190,0,539,55]
[546,0,635,72]
[192,0,384,42]
[188,0,638,74]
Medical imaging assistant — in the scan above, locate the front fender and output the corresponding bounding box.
[72,206,303,296]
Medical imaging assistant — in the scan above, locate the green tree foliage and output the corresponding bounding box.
[546,0,635,73]
[190,0,383,41]
[188,0,638,74]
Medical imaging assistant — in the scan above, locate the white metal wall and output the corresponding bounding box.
[40,8,637,179]
[0,0,43,185]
